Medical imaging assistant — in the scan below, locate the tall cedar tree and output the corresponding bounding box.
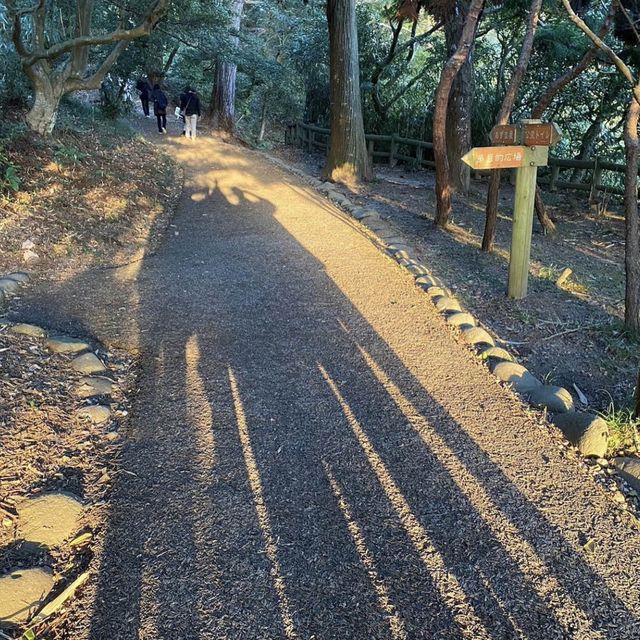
[210,0,245,132]
[322,0,372,184]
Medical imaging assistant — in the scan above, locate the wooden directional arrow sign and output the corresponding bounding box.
[490,125,518,145]
[490,121,562,147]
[521,122,562,147]
[461,145,548,170]
[462,120,561,301]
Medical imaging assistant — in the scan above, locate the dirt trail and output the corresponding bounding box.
[14,127,640,638]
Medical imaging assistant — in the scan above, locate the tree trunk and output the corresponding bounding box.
[624,96,640,334]
[570,117,603,182]
[533,188,556,235]
[212,61,238,132]
[322,0,372,184]
[211,0,245,132]
[493,35,508,113]
[634,368,640,419]
[481,0,542,252]
[433,0,485,228]
[26,76,64,135]
[444,7,473,195]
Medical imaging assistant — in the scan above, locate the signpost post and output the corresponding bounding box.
[462,119,560,299]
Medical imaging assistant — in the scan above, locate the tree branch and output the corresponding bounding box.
[406,18,418,62]
[23,0,170,66]
[533,1,615,118]
[34,0,46,49]
[560,0,640,105]
[66,40,129,91]
[385,64,430,110]
[618,0,640,45]
[371,19,443,118]
[6,0,29,58]
[495,0,542,125]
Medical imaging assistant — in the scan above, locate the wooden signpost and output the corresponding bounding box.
[462,119,561,299]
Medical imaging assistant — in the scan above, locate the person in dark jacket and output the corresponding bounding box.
[151,84,168,134]
[179,86,201,139]
[136,79,151,117]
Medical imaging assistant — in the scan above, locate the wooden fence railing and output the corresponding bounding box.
[285,122,629,198]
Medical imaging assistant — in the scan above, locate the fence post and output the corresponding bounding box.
[549,164,559,191]
[308,129,314,152]
[416,144,423,167]
[295,123,301,148]
[389,133,397,167]
[368,139,375,166]
[589,157,602,203]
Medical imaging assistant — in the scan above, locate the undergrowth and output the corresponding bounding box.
[600,401,640,456]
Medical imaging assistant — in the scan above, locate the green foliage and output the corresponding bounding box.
[600,402,640,455]
[0,119,28,142]
[53,143,89,166]
[0,147,20,193]
[0,48,31,108]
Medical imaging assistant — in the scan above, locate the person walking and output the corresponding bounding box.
[136,78,151,117]
[179,86,201,139]
[152,84,168,134]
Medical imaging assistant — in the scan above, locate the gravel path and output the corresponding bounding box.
[14,131,640,639]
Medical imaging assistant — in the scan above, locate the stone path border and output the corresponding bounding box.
[262,152,640,516]
[1,275,120,630]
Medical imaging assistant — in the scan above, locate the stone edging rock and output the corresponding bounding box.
[262,152,640,515]
[0,271,31,310]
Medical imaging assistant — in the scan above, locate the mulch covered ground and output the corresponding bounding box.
[0,326,135,637]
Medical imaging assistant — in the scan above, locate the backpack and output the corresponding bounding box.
[155,91,168,109]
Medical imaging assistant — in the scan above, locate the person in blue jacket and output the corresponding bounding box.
[152,84,168,134]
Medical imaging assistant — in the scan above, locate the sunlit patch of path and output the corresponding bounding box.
[318,362,492,640]
[323,461,408,640]
[185,334,216,478]
[352,339,603,639]
[228,366,298,639]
